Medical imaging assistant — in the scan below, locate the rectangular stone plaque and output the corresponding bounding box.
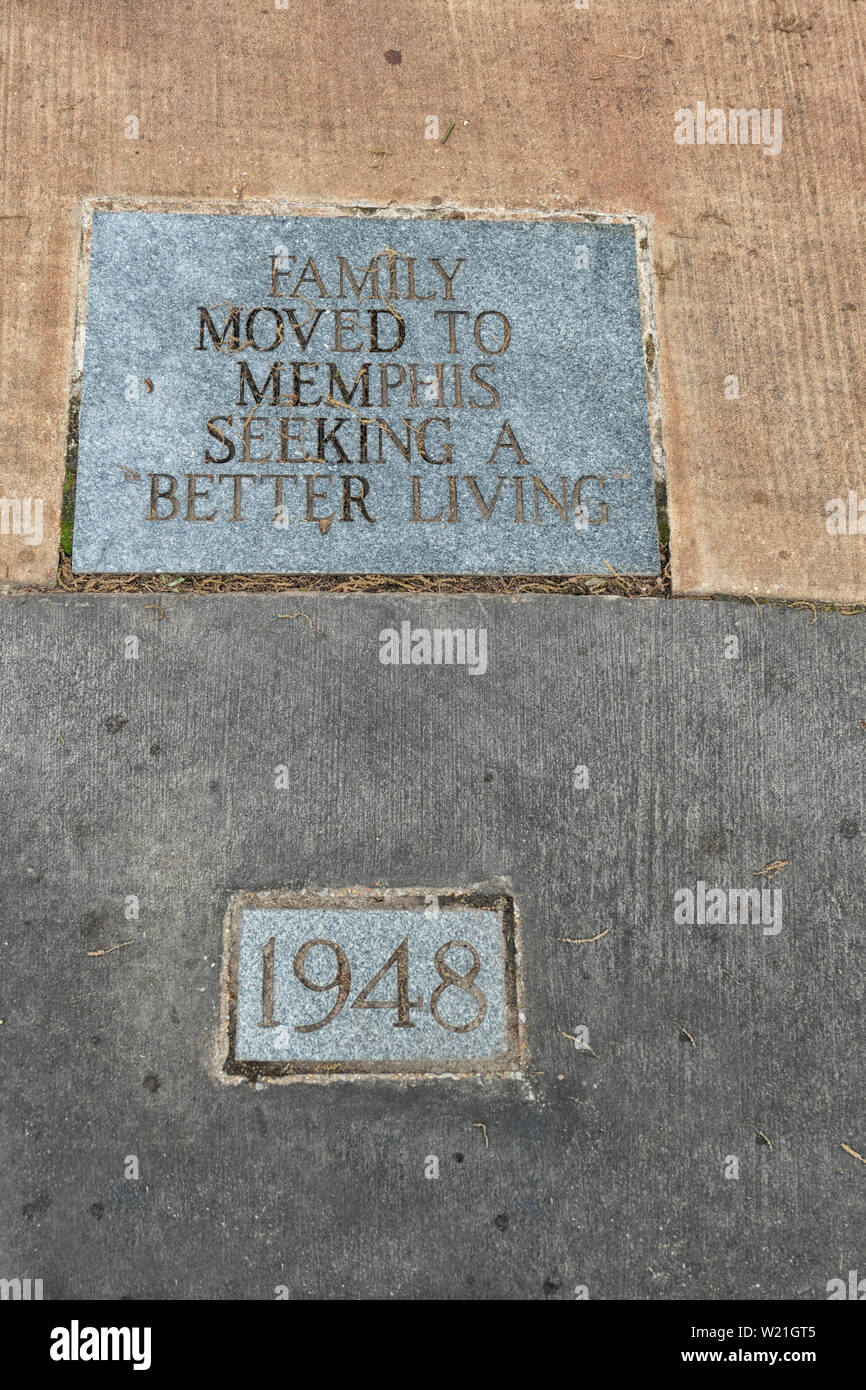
[223,891,521,1077]
[72,207,660,576]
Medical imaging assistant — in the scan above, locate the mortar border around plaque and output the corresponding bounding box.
[218,885,525,1082]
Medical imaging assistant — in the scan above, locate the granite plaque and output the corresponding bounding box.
[223,891,521,1077]
[72,208,660,575]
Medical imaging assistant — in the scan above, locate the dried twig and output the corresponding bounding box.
[276,611,317,632]
[670,1019,696,1047]
[87,939,134,957]
[558,1027,598,1057]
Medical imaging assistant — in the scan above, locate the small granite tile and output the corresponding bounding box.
[231,903,517,1071]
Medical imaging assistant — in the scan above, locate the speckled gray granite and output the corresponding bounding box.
[233,906,511,1065]
[0,594,862,1299]
[72,211,660,575]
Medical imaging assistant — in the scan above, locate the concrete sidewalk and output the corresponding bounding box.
[0,593,862,1298]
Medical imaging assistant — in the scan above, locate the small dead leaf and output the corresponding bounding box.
[752,860,788,880]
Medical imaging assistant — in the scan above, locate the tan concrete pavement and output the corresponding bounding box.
[1,0,863,599]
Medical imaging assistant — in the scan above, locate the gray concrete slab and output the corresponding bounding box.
[0,593,863,1300]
